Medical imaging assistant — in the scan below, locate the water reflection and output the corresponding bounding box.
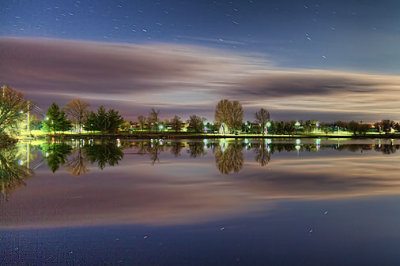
[3,138,400,228]
[84,140,124,169]
[253,140,271,166]
[170,141,184,157]
[65,146,89,176]
[0,144,32,200]
[215,142,243,174]
[41,142,73,173]
[5,138,400,178]
[187,141,206,158]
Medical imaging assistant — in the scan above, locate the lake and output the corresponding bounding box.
[1,138,400,265]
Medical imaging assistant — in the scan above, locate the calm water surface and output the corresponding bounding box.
[1,138,400,265]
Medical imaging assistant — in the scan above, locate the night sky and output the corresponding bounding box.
[1,0,400,122]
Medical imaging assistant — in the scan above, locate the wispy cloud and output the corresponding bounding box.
[1,37,400,121]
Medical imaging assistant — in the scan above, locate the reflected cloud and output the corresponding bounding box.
[2,139,400,229]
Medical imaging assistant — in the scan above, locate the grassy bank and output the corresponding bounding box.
[15,131,400,140]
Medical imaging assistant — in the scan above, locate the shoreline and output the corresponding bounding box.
[14,132,400,140]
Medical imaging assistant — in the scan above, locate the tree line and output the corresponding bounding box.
[1,85,400,137]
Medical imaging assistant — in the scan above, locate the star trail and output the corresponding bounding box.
[1,0,400,121]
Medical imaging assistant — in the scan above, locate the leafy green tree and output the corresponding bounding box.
[43,103,72,133]
[84,106,124,133]
[84,111,98,132]
[0,85,31,136]
[273,121,296,135]
[96,106,108,132]
[29,114,43,130]
[303,120,319,133]
[106,108,124,133]
[284,121,296,135]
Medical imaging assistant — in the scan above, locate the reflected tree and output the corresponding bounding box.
[65,146,89,176]
[170,141,184,157]
[41,142,73,173]
[146,141,166,165]
[214,142,243,174]
[187,141,206,158]
[374,144,400,154]
[254,141,271,166]
[0,144,32,200]
[269,143,296,153]
[84,141,124,169]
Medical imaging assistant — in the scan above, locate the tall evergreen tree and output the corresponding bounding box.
[83,106,124,133]
[43,103,72,133]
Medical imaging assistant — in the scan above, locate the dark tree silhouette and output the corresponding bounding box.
[170,115,183,132]
[188,115,204,133]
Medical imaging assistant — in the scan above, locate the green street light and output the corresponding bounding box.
[159,124,164,130]
[266,121,271,127]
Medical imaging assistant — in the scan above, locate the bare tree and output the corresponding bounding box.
[255,108,270,135]
[137,115,146,130]
[148,108,160,130]
[230,100,243,132]
[64,98,89,133]
[215,99,232,130]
